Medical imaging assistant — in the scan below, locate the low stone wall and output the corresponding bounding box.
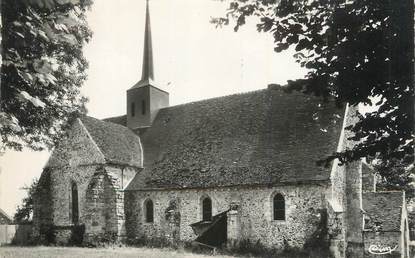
[0,225,16,245]
[54,226,73,245]
[0,225,33,245]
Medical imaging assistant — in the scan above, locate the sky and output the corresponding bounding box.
[0,0,306,216]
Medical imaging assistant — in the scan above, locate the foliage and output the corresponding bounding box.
[164,199,181,222]
[79,226,122,247]
[128,236,171,249]
[14,178,38,224]
[0,246,223,258]
[38,224,56,245]
[1,0,93,151]
[69,224,85,246]
[225,238,329,258]
[374,158,415,197]
[213,0,414,168]
[304,209,328,250]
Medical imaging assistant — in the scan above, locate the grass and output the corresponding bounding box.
[0,246,239,258]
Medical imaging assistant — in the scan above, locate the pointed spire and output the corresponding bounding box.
[133,0,155,88]
[141,0,154,82]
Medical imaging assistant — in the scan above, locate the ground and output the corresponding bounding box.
[0,246,237,258]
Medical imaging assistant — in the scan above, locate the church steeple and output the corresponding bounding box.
[133,0,155,88]
[126,0,169,130]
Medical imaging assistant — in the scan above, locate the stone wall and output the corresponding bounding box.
[0,225,33,245]
[333,104,364,258]
[32,168,52,242]
[33,117,139,245]
[330,161,346,212]
[345,161,363,258]
[83,168,115,243]
[50,165,98,228]
[125,183,328,249]
[34,163,137,245]
[325,105,349,258]
[362,165,376,193]
[327,157,347,258]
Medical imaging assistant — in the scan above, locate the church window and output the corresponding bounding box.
[71,182,79,224]
[202,197,212,221]
[142,100,146,115]
[273,193,285,221]
[144,199,154,223]
[131,102,136,117]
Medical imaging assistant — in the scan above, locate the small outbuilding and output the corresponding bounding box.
[0,208,12,225]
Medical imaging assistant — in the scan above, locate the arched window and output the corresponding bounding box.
[141,100,146,115]
[71,182,79,224]
[144,199,154,223]
[202,197,212,221]
[131,102,136,117]
[273,193,285,221]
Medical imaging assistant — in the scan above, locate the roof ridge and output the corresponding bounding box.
[102,114,125,120]
[0,207,13,222]
[83,115,130,130]
[77,118,106,162]
[159,88,269,111]
[79,116,143,167]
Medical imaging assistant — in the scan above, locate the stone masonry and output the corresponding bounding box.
[125,184,328,249]
[33,118,141,245]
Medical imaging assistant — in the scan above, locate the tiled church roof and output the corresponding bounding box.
[103,115,127,126]
[80,116,142,167]
[124,86,344,190]
[363,191,404,232]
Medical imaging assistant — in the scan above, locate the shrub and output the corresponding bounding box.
[69,224,85,246]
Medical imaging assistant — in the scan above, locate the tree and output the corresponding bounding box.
[1,0,93,151]
[213,0,414,169]
[374,158,414,195]
[14,179,38,224]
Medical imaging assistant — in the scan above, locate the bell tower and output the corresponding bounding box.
[127,0,169,129]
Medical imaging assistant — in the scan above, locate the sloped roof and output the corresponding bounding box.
[80,116,142,167]
[0,208,13,224]
[125,86,344,190]
[103,115,127,126]
[363,191,404,232]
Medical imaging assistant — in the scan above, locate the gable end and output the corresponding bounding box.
[45,118,106,168]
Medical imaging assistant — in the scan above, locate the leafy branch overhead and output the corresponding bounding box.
[1,0,93,151]
[213,0,414,167]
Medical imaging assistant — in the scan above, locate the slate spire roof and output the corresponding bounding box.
[131,0,156,89]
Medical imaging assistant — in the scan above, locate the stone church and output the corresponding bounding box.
[33,1,410,257]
